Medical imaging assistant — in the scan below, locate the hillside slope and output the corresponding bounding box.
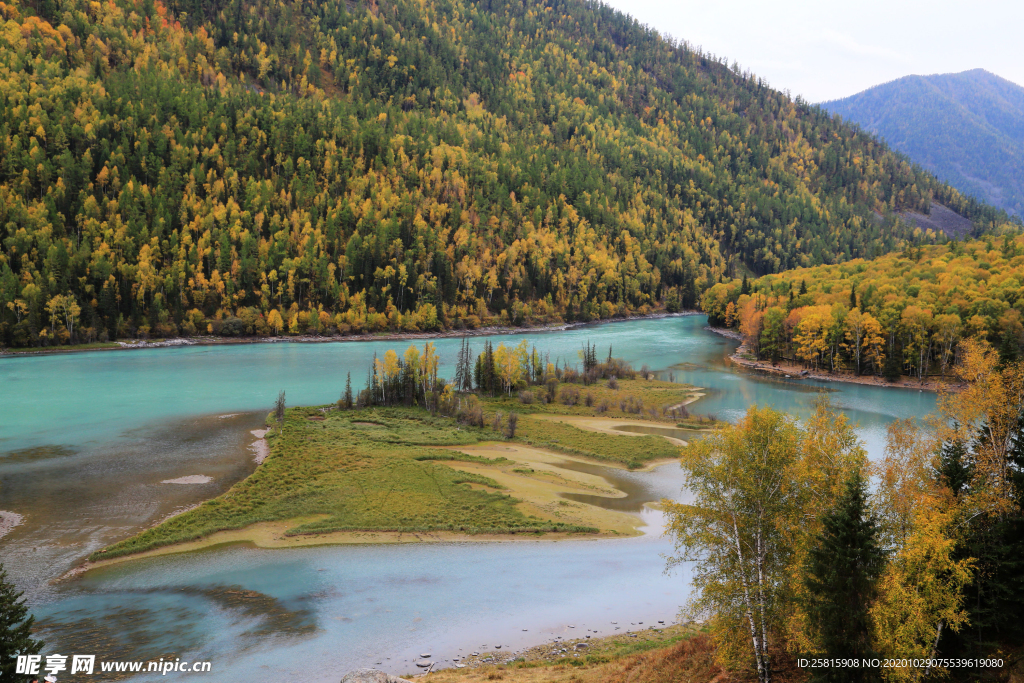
[0,0,1005,347]
[823,69,1024,217]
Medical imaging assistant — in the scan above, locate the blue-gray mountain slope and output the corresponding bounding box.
[822,69,1024,217]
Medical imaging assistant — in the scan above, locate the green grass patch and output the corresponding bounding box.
[1,341,123,354]
[413,451,509,464]
[486,378,701,419]
[514,416,680,469]
[92,407,599,560]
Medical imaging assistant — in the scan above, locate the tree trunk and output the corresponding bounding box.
[731,513,768,683]
[923,620,944,678]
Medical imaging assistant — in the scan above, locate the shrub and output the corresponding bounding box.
[211,317,247,336]
[596,400,609,414]
[584,391,594,407]
[492,410,504,431]
[607,376,619,390]
[518,390,535,404]
[545,378,558,402]
[665,404,690,419]
[274,390,286,423]
[559,386,580,406]
[458,404,485,428]
[505,412,518,439]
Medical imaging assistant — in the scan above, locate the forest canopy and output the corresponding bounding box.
[0,0,1014,347]
[702,234,1024,380]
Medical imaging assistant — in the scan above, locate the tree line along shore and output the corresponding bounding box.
[703,234,1024,383]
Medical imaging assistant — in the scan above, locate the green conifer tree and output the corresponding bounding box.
[801,472,884,683]
[341,372,353,409]
[0,563,43,681]
[936,433,973,498]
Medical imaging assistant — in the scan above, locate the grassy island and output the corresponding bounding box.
[90,365,710,563]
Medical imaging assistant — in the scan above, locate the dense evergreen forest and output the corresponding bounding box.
[0,0,1012,347]
[703,233,1024,379]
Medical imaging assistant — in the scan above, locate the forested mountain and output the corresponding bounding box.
[0,0,1008,346]
[823,69,1024,218]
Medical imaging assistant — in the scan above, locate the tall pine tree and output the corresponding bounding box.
[802,472,884,682]
[0,563,43,680]
[340,372,353,410]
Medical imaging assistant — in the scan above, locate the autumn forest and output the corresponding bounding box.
[1,0,1016,350]
[705,234,1024,380]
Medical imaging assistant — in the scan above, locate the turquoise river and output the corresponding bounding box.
[0,316,937,681]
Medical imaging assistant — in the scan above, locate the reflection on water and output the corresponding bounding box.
[34,583,317,681]
[0,315,940,681]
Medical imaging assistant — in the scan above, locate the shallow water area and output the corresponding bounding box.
[0,412,265,600]
[609,423,704,442]
[0,316,938,680]
[556,459,688,512]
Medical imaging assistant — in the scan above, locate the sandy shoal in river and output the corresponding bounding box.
[526,414,694,447]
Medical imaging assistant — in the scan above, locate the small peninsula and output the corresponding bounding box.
[89,365,711,565]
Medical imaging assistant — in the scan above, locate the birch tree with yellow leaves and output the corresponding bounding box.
[667,399,869,683]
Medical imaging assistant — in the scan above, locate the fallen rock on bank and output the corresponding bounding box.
[340,669,412,683]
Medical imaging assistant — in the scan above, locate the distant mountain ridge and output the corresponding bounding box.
[822,69,1024,217]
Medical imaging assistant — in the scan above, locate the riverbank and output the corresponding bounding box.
[410,623,725,682]
[0,311,702,358]
[706,326,962,394]
[67,520,644,580]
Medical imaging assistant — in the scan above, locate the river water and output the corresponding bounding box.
[0,316,936,681]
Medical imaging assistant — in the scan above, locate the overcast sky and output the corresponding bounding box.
[599,0,1024,102]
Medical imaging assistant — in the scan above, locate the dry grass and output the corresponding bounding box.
[424,634,729,683]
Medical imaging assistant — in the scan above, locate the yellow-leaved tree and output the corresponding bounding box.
[666,398,867,683]
[45,294,81,341]
[938,338,1024,511]
[870,418,973,682]
[871,508,973,683]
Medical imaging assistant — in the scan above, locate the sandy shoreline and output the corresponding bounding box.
[706,326,962,393]
[62,519,655,580]
[249,428,270,463]
[1,312,701,358]
[0,510,24,540]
